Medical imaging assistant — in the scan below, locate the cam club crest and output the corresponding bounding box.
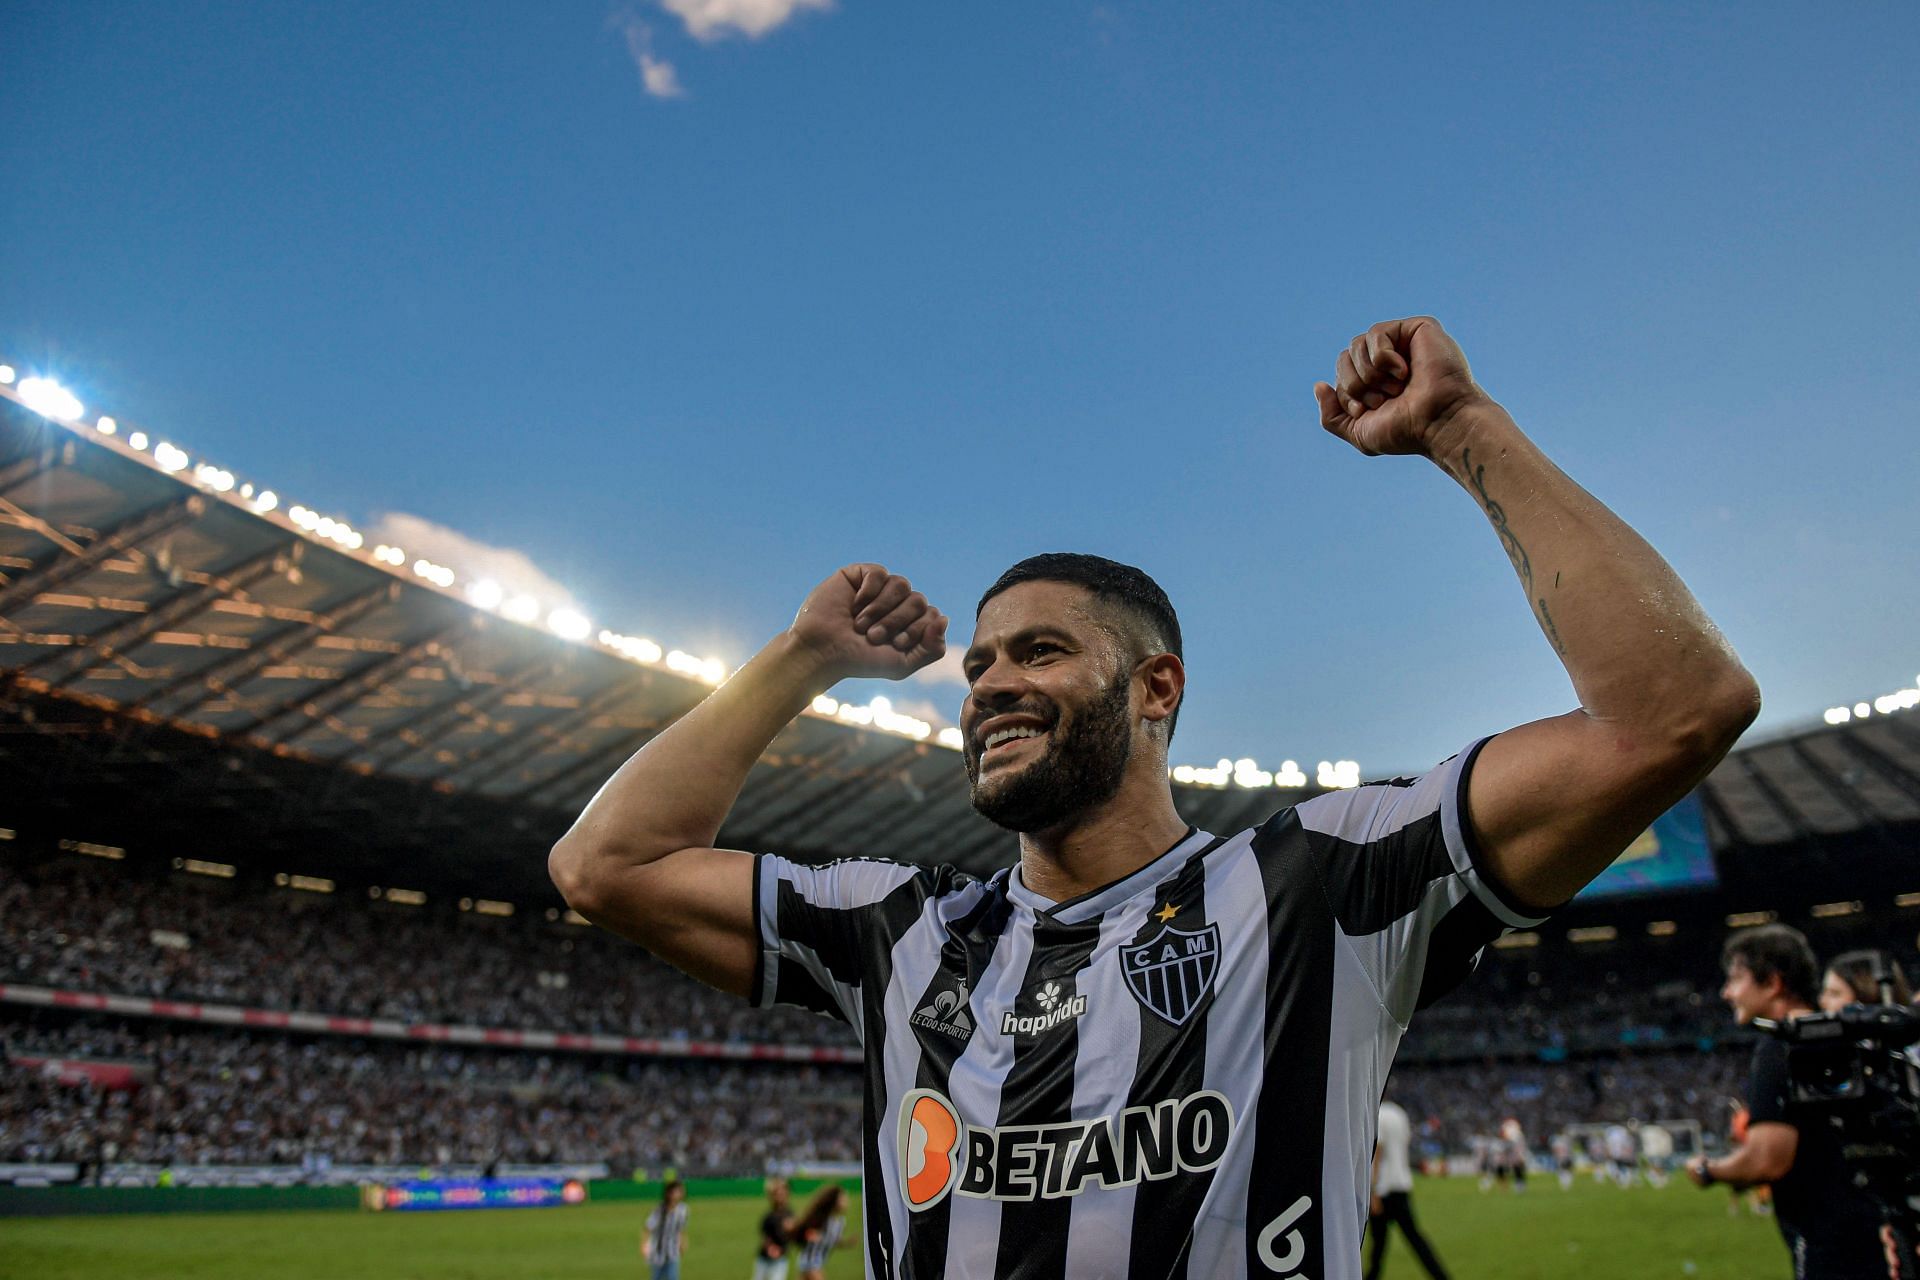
[1122,921,1221,1026]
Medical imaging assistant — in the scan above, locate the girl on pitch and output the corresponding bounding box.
[792,1184,852,1280]
[641,1180,689,1280]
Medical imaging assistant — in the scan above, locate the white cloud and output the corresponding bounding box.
[609,10,686,99]
[365,512,580,612]
[910,645,969,689]
[639,49,686,98]
[660,0,833,42]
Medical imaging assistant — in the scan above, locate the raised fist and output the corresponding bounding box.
[1314,316,1487,457]
[788,563,949,684]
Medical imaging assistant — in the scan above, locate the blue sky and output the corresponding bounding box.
[3,1,1915,775]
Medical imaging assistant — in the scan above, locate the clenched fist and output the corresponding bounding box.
[788,564,948,684]
[1314,316,1489,458]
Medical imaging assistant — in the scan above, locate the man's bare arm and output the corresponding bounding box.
[1692,1122,1797,1188]
[1319,318,1760,911]
[548,565,947,997]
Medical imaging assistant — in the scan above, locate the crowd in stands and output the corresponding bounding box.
[1388,1051,1750,1155]
[5,852,1910,1174]
[1,858,853,1047]
[1,856,1758,1060]
[1,1014,860,1174]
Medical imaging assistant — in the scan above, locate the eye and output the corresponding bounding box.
[1026,642,1059,662]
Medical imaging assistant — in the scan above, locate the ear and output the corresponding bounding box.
[1137,652,1185,731]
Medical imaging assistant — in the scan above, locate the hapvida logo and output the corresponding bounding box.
[1001,981,1088,1036]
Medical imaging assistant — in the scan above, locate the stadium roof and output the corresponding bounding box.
[3,384,1918,904]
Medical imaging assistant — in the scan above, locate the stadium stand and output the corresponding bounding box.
[3,374,1918,1188]
[1,1013,860,1175]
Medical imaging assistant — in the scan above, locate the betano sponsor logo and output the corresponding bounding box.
[897,1087,1234,1210]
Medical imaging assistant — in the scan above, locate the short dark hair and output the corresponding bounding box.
[977,553,1184,740]
[1827,949,1912,1005]
[1721,924,1819,1006]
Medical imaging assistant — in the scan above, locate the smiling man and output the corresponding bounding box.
[549,316,1760,1278]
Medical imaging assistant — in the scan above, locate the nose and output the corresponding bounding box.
[966,651,1027,717]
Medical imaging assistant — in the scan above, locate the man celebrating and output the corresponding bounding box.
[552,317,1759,1278]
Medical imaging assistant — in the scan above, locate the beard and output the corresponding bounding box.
[965,672,1134,834]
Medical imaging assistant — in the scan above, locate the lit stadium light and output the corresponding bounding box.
[811,695,840,715]
[17,376,84,422]
[466,578,504,609]
[1316,759,1361,789]
[1232,757,1273,788]
[0,365,14,384]
[937,726,964,750]
[597,629,664,665]
[193,463,235,492]
[251,489,278,513]
[547,608,592,641]
[127,431,148,450]
[96,415,117,435]
[1274,760,1308,787]
[411,559,455,588]
[502,595,540,623]
[1825,706,1853,725]
[152,441,190,473]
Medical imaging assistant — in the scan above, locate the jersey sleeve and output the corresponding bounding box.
[751,852,930,1040]
[1290,736,1550,1023]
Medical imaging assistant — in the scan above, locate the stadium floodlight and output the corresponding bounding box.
[17,376,84,422]
[1855,701,1872,717]
[193,462,235,492]
[1316,759,1361,789]
[1232,757,1274,788]
[547,608,592,641]
[1825,706,1853,725]
[127,431,148,450]
[502,594,540,623]
[937,726,964,750]
[251,489,278,513]
[1274,760,1308,788]
[465,578,504,610]
[0,364,14,384]
[811,695,840,715]
[96,415,117,435]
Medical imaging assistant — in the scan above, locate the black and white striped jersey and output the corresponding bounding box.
[645,1201,689,1263]
[751,739,1546,1279]
[799,1213,849,1272]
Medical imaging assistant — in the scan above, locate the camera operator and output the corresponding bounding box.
[1689,925,1888,1280]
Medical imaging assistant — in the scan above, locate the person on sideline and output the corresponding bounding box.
[641,1179,689,1280]
[1367,1096,1450,1280]
[794,1184,854,1280]
[752,1179,794,1280]
[1690,925,1888,1278]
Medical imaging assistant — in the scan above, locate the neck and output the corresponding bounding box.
[1015,767,1188,903]
[1764,996,1813,1022]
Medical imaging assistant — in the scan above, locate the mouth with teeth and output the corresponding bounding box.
[978,721,1052,763]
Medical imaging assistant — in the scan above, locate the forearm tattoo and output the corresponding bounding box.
[1463,447,1567,656]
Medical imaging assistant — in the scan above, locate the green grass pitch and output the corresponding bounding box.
[0,1176,1791,1279]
